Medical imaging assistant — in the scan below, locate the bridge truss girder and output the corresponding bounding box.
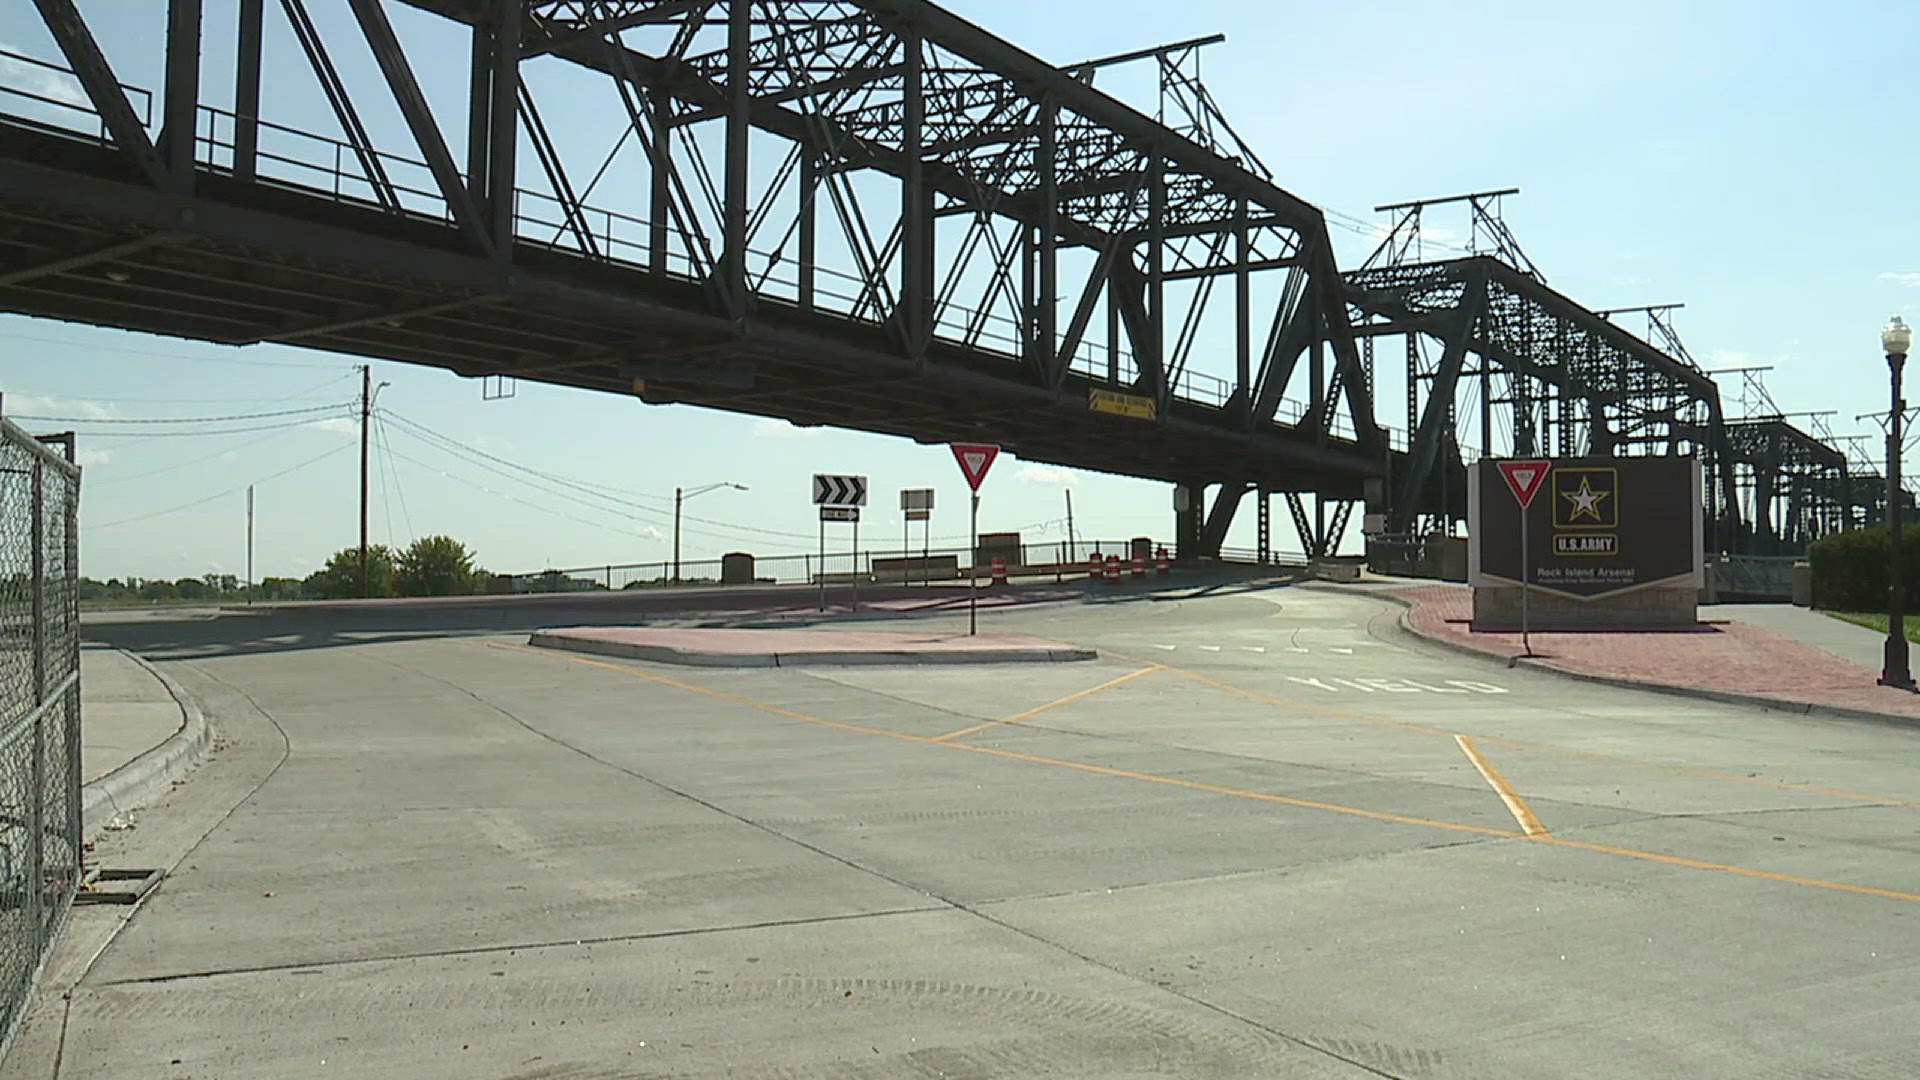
[1722,418,1852,554]
[2,0,1392,551]
[1344,256,1740,544]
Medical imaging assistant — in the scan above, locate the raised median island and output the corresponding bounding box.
[528,626,1098,667]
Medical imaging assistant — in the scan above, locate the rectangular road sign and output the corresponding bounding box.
[900,488,934,511]
[1088,387,1156,421]
[904,509,929,521]
[820,506,860,522]
[813,474,868,506]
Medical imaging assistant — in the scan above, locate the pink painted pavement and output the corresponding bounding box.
[1394,584,1920,720]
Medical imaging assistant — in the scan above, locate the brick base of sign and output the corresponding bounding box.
[1472,585,1697,629]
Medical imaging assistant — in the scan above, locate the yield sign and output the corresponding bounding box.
[950,443,1000,491]
[1497,459,1551,509]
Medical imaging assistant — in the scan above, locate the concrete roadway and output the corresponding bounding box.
[15,582,1920,1078]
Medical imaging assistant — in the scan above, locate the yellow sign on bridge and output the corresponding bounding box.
[1088,388,1157,421]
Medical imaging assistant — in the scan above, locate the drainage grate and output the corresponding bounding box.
[74,869,164,906]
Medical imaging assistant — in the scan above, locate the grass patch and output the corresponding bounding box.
[1823,610,1920,644]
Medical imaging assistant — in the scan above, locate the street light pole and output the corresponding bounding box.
[1882,315,1913,690]
[672,482,747,583]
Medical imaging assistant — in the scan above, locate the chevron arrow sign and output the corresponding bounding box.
[812,473,868,506]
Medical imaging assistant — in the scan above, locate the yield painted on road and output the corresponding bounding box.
[1286,676,1507,694]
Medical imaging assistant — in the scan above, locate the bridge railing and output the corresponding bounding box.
[0,47,151,145]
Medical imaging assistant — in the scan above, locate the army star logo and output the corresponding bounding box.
[1561,477,1610,523]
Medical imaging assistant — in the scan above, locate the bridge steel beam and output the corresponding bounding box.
[1,0,1401,504]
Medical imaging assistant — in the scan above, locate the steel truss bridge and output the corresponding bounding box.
[0,0,1877,558]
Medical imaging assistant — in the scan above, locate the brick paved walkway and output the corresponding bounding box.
[1394,584,1920,720]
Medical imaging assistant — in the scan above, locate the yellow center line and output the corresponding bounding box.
[490,643,1515,843]
[1537,836,1920,904]
[1114,649,1920,811]
[1455,735,1550,837]
[933,664,1163,742]
[489,640,1920,905]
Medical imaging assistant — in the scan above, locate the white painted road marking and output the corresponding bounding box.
[1286,676,1508,695]
[1241,646,1267,653]
[1199,645,1221,652]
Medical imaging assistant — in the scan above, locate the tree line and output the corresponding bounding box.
[81,535,493,602]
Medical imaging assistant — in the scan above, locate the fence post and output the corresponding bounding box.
[62,465,79,871]
[27,459,45,937]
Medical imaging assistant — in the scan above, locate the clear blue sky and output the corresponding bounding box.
[1,0,1913,582]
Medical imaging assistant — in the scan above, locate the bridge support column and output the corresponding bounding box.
[1255,489,1271,564]
[1175,483,1204,562]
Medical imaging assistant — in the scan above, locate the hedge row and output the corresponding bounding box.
[1808,523,1920,612]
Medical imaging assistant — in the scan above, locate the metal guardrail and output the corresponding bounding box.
[0,415,82,1056]
[497,539,1175,591]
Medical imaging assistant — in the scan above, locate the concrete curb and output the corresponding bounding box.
[1305,582,1920,729]
[527,631,1097,668]
[81,651,213,837]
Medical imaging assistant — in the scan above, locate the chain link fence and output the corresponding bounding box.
[0,417,80,1052]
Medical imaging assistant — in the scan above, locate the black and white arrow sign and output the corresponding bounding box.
[812,473,868,506]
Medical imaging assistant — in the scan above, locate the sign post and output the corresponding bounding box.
[813,473,868,612]
[949,444,1001,635]
[901,489,933,587]
[1496,459,1551,656]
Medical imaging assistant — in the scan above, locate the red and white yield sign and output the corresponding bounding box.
[950,443,1000,491]
[1497,459,1551,508]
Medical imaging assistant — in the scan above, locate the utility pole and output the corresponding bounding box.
[1064,489,1076,563]
[247,484,255,605]
[358,364,370,599]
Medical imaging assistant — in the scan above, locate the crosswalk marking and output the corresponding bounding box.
[1286,676,1507,695]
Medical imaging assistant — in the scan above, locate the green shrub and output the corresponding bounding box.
[1809,523,1920,612]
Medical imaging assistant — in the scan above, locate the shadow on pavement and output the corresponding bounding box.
[81,582,1096,661]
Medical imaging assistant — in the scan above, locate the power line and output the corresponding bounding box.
[381,408,1063,548]
[84,442,354,530]
[380,441,673,546]
[0,327,344,369]
[374,411,415,544]
[86,418,323,487]
[379,409,820,544]
[378,417,823,552]
[14,403,344,424]
[56,417,354,439]
[379,410,672,508]
[1,370,359,406]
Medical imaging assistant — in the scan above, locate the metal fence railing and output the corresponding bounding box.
[0,415,81,1054]
[496,536,1313,594]
[498,539,1173,592]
